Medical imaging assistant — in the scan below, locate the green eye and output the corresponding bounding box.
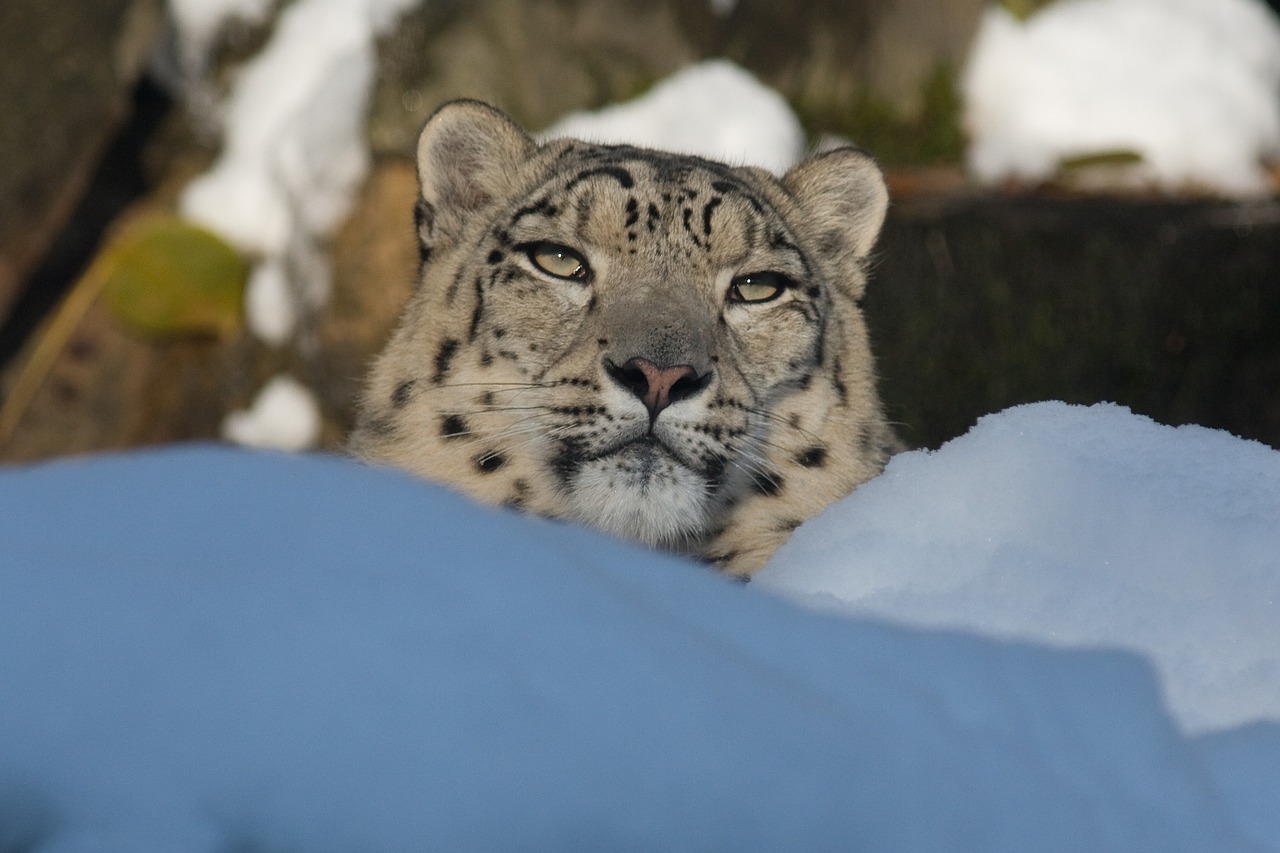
[527,242,590,281]
[729,272,789,303]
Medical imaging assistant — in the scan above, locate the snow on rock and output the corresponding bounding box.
[540,60,806,174]
[176,0,422,342]
[167,0,276,75]
[962,0,1280,196]
[221,373,321,451]
[757,402,1280,735]
[242,257,295,343]
[0,444,1267,851]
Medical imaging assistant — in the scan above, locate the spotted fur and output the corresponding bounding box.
[350,100,899,577]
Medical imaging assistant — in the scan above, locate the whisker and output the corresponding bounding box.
[441,404,556,415]
[724,454,783,495]
[432,380,556,391]
[745,406,828,445]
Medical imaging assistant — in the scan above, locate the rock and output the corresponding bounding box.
[0,0,164,329]
[369,0,980,165]
[370,0,700,155]
[868,192,1280,450]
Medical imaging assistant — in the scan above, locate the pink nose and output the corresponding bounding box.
[606,357,709,422]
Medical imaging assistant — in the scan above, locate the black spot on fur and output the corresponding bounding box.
[701,197,722,236]
[359,414,395,437]
[551,440,584,484]
[751,470,784,497]
[475,451,507,473]
[487,249,504,264]
[795,446,828,468]
[704,455,728,491]
[624,197,639,228]
[468,277,485,341]
[413,199,434,266]
[646,202,660,231]
[509,198,558,227]
[770,232,799,253]
[440,414,469,440]
[565,166,634,192]
[503,479,530,510]
[391,379,416,408]
[831,356,848,406]
[433,340,459,384]
[710,179,764,214]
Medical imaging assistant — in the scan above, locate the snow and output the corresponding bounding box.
[2,404,1278,850]
[241,257,294,344]
[758,402,1280,735]
[962,0,1280,196]
[174,0,420,339]
[220,373,321,451]
[166,0,276,76]
[540,60,806,174]
[171,0,422,445]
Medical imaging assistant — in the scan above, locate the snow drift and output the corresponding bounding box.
[1,403,1277,851]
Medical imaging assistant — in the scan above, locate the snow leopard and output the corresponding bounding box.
[350,99,898,577]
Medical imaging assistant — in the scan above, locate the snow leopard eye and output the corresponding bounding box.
[728,272,789,304]
[526,242,591,282]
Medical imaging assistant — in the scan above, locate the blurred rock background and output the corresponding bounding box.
[0,0,1277,463]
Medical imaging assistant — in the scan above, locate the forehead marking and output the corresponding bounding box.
[564,165,635,193]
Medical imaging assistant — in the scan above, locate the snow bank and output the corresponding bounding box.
[0,426,1274,851]
[540,60,806,174]
[758,402,1280,734]
[962,0,1280,196]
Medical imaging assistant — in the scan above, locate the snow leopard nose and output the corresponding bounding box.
[605,357,712,422]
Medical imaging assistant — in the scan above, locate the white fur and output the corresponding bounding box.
[568,453,710,549]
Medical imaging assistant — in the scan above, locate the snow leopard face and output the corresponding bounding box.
[351,100,897,576]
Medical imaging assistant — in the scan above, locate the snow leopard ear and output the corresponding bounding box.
[782,147,888,296]
[416,100,535,246]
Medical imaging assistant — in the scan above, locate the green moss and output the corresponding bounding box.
[103,217,249,339]
[1058,149,1145,170]
[794,62,965,167]
[999,0,1058,21]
